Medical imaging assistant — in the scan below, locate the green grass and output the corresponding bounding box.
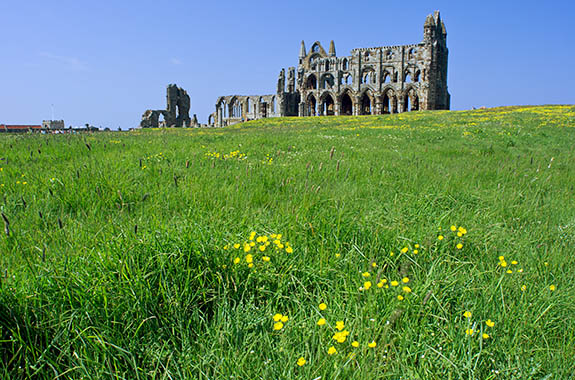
[1,105,574,379]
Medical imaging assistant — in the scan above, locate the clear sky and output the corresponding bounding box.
[0,0,573,128]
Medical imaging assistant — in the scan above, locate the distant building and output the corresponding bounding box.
[213,11,449,127]
[0,124,42,133]
[42,120,66,130]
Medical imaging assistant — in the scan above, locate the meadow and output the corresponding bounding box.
[1,105,574,379]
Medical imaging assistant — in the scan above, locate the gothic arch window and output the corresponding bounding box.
[325,60,330,71]
[414,70,420,82]
[408,48,416,60]
[382,71,391,83]
[344,73,352,85]
[342,58,348,70]
[307,94,317,116]
[393,72,398,82]
[305,74,318,90]
[362,69,375,85]
[404,70,411,83]
[340,92,353,115]
[321,74,335,89]
[312,44,320,53]
[386,50,394,60]
[360,92,372,115]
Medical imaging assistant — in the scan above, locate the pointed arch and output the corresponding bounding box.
[339,90,354,116]
[305,74,318,90]
[307,93,318,116]
[320,92,335,116]
[382,88,396,114]
[359,90,373,115]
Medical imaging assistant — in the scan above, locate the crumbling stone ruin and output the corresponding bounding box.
[140,84,196,128]
[212,11,449,127]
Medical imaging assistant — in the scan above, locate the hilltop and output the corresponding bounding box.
[1,105,574,379]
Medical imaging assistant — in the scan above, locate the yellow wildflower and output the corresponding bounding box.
[402,286,412,293]
[486,319,495,327]
[402,277,409,283]
[335,321,344,331]
[245,254,253,263]
[482,333,489,339]
[463,311,472,318]
[317,318,326,326]
[500,261,508,267]
[465,329,474,336]
[273,322,284,330]
[363,281,372,290]
[273,314,282,322]
[286,246,293,253]
[457,232,463,237]
[397,295,404,301]
[413,249,419,254]
[368,341,377,348]
[438,235,444,240]
[281,315,289,323]
[327,346,337,355]
[372,262,377,268]
[362,272,371,278]
[415,244,420,248]
[248,263,253,268]
[450,225,457,231]
[550,285,556,291]
[262,256,270,262]
[233,243,240,249]
[401,247,408,254]
[506,269,512,274]
[456,243,463,250]
[498,256,504,261]
[233,257,240,264]
[521,284,526,291]
[243,244,251,252]
[249,232,256,240]
[297,357,306,366]
[351,341,360,348]
[390,280,399,287]
[259,245,266,252]
[319,303,327,311]
[511,260,518,265]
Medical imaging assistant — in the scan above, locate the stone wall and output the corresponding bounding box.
[213,11,449,125]
[140,84,193,128]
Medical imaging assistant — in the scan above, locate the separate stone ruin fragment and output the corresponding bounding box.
[140,84,192,128]
[213,11,450,127]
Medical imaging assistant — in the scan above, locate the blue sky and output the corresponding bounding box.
[0,0,573,128]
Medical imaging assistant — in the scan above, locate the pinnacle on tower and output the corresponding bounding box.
[299,40,306,58]
[329,40,336,56]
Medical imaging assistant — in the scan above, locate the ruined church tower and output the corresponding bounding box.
[213,11,450,126]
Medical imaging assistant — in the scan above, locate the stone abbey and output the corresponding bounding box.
[211,11,449,127]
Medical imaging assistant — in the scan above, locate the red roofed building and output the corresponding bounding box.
[0,124,43,133]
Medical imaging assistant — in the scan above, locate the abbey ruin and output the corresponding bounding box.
[212,11,449,127]
[140,84,198,128]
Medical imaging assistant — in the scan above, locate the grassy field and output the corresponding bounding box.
[1,105,574,379]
